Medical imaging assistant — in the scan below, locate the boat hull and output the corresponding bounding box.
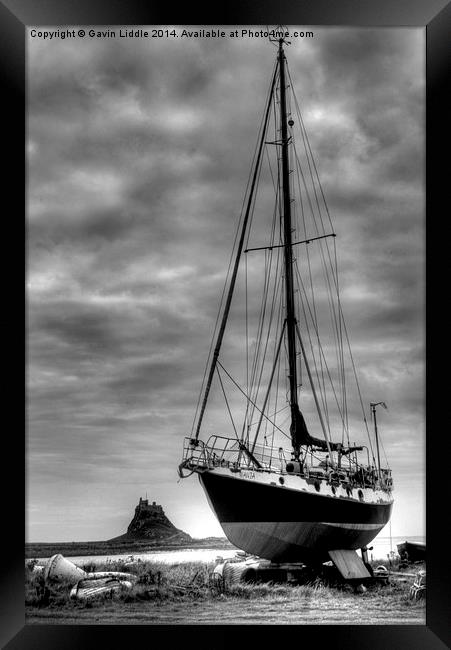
[397,541,426,562]
[199,469,392,563]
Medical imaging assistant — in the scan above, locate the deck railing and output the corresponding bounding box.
[179,435,393,491]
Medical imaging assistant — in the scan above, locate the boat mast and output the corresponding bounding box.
[278,39,304,460]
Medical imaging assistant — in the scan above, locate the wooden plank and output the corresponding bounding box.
[328,549,371,580]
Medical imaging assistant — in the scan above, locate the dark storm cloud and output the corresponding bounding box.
[27,28,424,541]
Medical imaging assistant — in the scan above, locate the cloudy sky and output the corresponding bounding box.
[27,27,424,542]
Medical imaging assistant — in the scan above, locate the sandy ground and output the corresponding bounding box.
[26,595,425,625]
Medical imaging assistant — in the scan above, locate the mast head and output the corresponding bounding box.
[267,25,291,47]
[370,401,388,411]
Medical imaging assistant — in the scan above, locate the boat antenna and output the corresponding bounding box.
[370,401,387,479]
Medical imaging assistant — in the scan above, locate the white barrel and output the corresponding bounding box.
[43,554,87,582]
[223,559,260,583]
[223,561,248,583]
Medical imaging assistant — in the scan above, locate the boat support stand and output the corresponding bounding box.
[327,547,373,592]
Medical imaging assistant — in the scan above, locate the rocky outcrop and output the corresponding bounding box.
[109,497,191,543]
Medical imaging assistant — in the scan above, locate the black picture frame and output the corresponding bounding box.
[4,0,449,647]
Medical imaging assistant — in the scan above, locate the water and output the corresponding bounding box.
[33,548,240,567]
[33,535,425,568]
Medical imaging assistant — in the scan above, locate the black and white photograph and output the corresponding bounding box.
[26,25,426,625]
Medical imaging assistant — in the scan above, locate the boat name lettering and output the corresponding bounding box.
[242,470,255,480]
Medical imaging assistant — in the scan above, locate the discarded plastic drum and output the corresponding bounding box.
[220,560,260,584]
[70,577,133,600]
[44,554,87,583]
[223,562,246,583]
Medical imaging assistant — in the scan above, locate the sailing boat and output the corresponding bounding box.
[178,36,393,565]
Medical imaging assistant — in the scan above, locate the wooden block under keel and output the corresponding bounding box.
[328,549,371,580]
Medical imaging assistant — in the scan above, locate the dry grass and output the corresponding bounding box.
[25,561,425,622]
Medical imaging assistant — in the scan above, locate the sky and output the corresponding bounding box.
[27,26,425,542]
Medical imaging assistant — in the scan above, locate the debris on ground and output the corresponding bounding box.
[26,554,138,601]
[210,551,426,601]
[409,570,426,600]
[43,554,88,582]
[86,571,138,581]
[70,577,134,600]
[373,565,390,584]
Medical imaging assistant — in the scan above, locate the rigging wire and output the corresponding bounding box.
[286,61,375,457]
[294,153,330,428]
[216,366,239,441]
[289,69,353,447]
[242,97,280,434]
[245,103,283,431]
[248,404,289,429]
[248,247,283,430]
[292,138,345,418]
[192,57,279,440]
[295,265,333,435]
[289,108,345,439]
[192,48,386,471]
[287,64,347,424]
[294,262,343,417]
[290,127,345,427]
[242,143,269,441]
[245,236,249,441]
[217,360,291,440]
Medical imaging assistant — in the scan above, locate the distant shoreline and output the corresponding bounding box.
[25,537,235,559]
[25,534,425,560]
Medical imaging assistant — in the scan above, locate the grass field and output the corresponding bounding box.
[25,558,426,625]
[25,537,234,559]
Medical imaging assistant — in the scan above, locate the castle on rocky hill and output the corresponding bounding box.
[134,497,164,516]
[120,496,192,542]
